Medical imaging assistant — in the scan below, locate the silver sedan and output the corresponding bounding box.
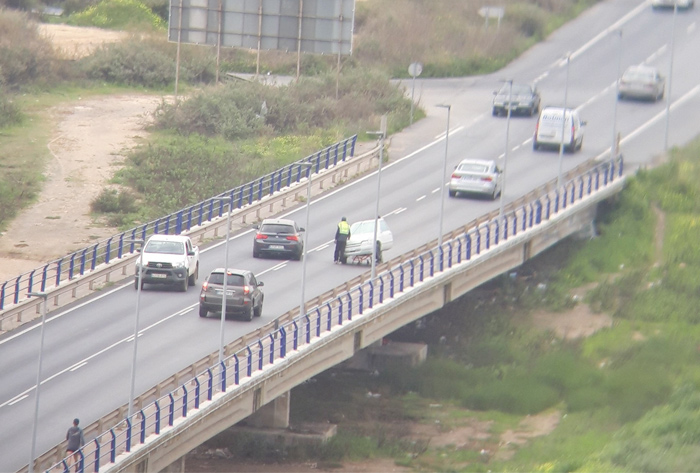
[618,65,665,101]
[448,159,503,200]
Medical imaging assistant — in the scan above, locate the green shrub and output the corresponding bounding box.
[90,188,138,213]
[506,3,548,39]
[605,362,673,423]
[0,10,56,88]
[80,36,175,87]
[0,88,22,127]
[464,371,560,414]
[67,0,165,31]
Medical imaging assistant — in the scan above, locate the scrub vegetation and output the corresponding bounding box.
[1,0,598,228]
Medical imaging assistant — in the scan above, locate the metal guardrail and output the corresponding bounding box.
[0,136,358,330]
[29,157,624,473]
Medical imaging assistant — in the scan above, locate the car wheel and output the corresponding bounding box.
[254,303,262,318]
[376,242,383,263]
[188,264,198,287]
[253,249,260,258]
[199,306,208,318]
[295,250,303,261]
[134,278,144,290]
[492,108,498,116]
[245,306,254,322]
[179,277,188,292]
[491,187,498,200]
[533,141,539,151]
[449,189,457,197]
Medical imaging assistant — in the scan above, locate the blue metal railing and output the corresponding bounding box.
[42,157,623,473]
[1,136,357,313]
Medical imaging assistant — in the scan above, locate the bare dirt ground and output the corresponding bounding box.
[0,24,161,282]
[8,23,621,472]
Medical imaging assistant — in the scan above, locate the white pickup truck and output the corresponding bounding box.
[134,234,199,292]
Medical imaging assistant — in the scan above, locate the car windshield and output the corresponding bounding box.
[260,224,294,234]
[352,220,385,235]
[499,84,532,96]
[144,240,184,255]
[458,163,490,173]
[208,273,245,286]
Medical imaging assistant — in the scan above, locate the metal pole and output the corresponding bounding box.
[127,240,144,418]
[27,292,48,473]
[611,30,623,160]
[436,105,451,251]
[174,0,183,97]
[296,0,303,80]
[300,163,312,316]
[215,0,223,84]
[499,80,512,228]
[557,54,571,191]
[368,116,387,281]
[410,73,416,125]
[664,3,677,152]
[211,198,231,363]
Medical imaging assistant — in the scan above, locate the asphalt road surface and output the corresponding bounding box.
[2,0,699,470]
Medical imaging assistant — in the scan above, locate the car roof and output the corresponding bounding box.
[457,158,496,166]
[146,234,190,242]
[540,106,576,114]
[260,218,296,226]
[209,267,251,277]
[352,217,386,225]
[624,65,657,74]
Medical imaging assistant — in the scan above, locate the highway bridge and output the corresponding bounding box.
[3,0,700,470]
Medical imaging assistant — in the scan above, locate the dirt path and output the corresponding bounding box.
[0,24,163,282]
[0,94,162,282]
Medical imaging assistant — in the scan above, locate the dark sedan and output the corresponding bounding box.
[492,83,541,117]
[252,218,305,260]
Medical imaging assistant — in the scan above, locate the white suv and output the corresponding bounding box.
[533,107,586,153]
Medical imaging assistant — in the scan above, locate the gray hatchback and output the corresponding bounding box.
[199,268,264,321]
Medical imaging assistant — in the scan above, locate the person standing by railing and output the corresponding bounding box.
[65,418,84,472]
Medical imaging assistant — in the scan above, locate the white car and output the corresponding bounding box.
[449,159,503,200]
[652,0,694,9]
[342,218,393,264]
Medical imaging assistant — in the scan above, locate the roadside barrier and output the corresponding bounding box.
[30,156,624,473]
[0,136,359,330]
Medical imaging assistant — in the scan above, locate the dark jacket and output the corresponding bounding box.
[66,425,85,452]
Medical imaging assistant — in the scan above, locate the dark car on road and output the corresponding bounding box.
[492,83,541,117]
[252,218,305,260]
[199,268,264,321]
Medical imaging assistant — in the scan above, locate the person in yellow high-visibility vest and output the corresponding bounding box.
[334,217,351,264]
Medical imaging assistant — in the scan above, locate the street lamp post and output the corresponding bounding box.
[367,115,387,280]
[436,105,451,252]
[125,239,144,418]
[498,80,513,228]
[557,54,571,191]
[298,162,313,317]
[210,197,232,363]
[611,29,623,160]
[664,3,678,151]
[27,291,48,473]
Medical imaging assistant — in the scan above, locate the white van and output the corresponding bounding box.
[533,107,585,153]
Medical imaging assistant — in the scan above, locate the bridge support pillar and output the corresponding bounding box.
[246,390,290,429]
